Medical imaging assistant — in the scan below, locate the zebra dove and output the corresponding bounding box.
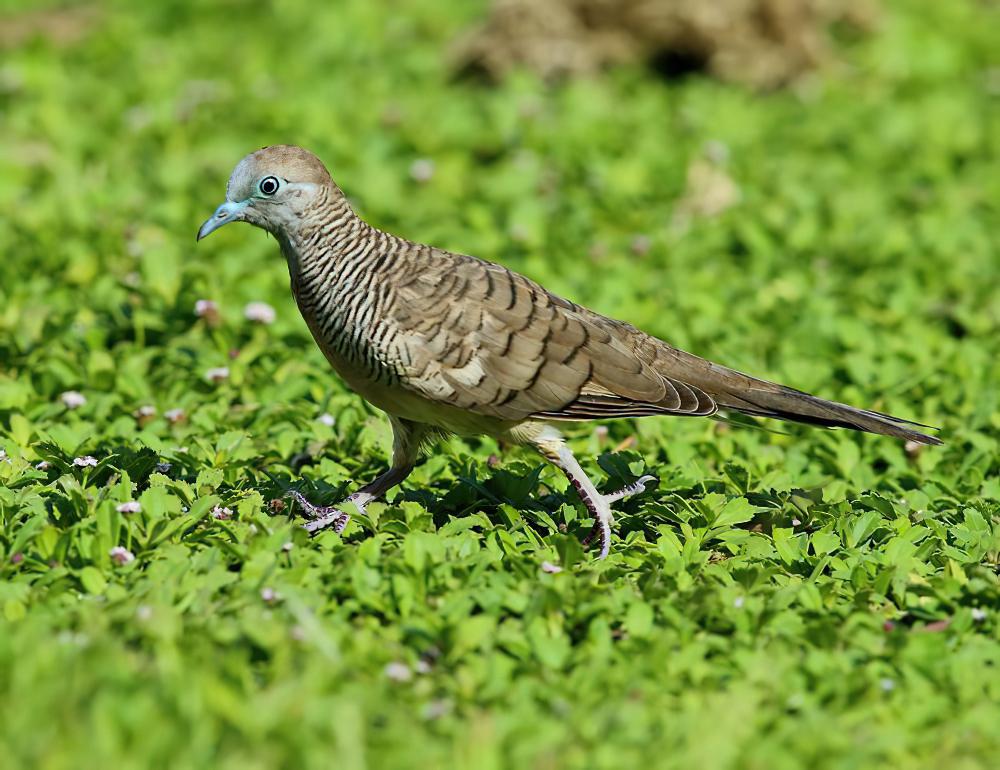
[197,145,940,558]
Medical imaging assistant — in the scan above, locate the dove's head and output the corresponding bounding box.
[197,145,340,241]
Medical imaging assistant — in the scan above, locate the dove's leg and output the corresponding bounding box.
[531,434,624,560]
[290,417,427,534]
[533,430,659,558]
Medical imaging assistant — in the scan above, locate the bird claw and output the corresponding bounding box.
[303,509,350,534]
[288,491,351,534]
[602,474,659,505]
[580,475,658,558]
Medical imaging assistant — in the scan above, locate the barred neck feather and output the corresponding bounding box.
[280,188,415,385]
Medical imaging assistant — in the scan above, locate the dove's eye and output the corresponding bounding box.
[258,176,280,196]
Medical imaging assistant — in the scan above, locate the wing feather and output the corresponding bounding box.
[390,252,717,422]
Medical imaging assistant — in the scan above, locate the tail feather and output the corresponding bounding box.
[715,380,942,445]
[657,347,943,445]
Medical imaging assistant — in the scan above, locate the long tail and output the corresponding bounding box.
[713,366,941,444]
[703,364,942,445]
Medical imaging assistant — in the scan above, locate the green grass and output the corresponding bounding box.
[1,0,998,767]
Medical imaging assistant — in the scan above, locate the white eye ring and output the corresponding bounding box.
[259,176,280,196]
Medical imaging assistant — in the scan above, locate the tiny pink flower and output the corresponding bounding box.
[384,662,413,682]
[316,413,336,427]
[194,299,218,317]
[164,408,186,424]
[73,456,98,468]
[116,501,141,514]
[204,367,229,383]
[211,505,232,520]
[109,546,135,565]
[541,561,563,574]
[243,301,276,324]
[60,390,86,409]
[134,405,157,425]
[194,299,221,327]
[630,235,652,256]
[10,552,24,565]
[261,587,280,603]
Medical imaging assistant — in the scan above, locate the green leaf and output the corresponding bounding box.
[79,567,107,595]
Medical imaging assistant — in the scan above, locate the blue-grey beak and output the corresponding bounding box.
[197,200,247,241]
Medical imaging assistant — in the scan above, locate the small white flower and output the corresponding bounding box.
[116,501,141,514]
[733,596,745,609]
[972,608,987,622]
[73,456,98,468]
[281,542,294,553]
[384,662,413,682]
[260,587,279,603]
[316,413,336,427]
[791,518,802,527]
[136,605,153,621]
[0,449,8,464]
[414,659,432,675]
[421,699,450,720]
[243,301,276,324]
[880,678,895,692]
[211,505,232,520]
[134,405,157,418]
[205,366,229,383]
[35,460,51,470]
[194,299,218,317]
[508,223,529,243]
[541,561,563,574]
[630,235,651,256]
[109,546,135,565]
[409,158,435,183]
[703,139,730,165]
[60,391,86,409]
[164,408,186,424]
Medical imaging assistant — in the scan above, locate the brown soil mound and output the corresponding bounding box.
[453,0,878,89]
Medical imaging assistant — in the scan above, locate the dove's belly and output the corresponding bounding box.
[300,305,517,438]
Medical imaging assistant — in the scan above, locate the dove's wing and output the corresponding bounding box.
[389,248,939,445]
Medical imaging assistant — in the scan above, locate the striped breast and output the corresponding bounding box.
[280,208,417,397]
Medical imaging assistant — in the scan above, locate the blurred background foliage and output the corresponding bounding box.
[0,0,998,768]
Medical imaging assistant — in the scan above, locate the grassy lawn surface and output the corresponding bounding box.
[1,1,998,767]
